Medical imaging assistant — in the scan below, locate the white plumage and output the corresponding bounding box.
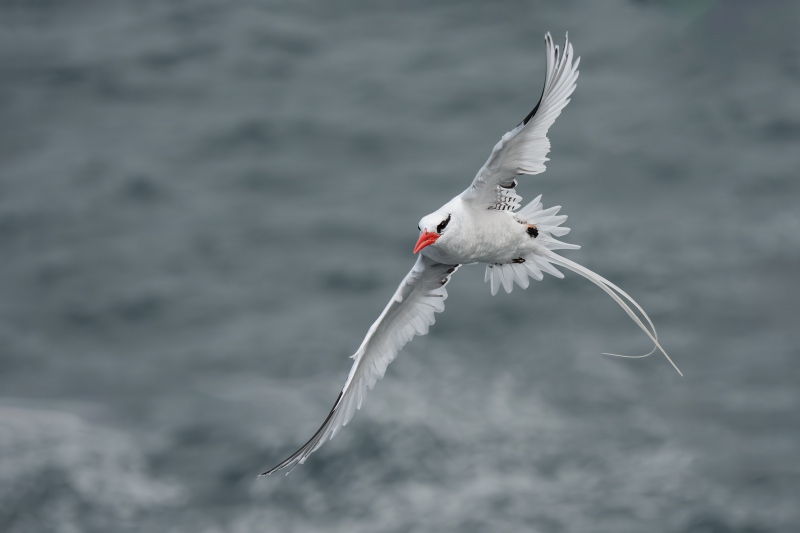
[262,33,680,477]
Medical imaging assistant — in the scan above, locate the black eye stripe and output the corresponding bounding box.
[436,214,451,234]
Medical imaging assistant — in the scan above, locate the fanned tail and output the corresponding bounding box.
[482,194,681,375]
[485,194,579,295]
[544,251,682,376]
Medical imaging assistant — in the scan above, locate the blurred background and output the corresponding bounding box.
[1,1,799,531]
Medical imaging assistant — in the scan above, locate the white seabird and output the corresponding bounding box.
[262,32,681,476]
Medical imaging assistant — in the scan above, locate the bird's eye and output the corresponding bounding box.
[436,214,451,234]
[418,225,421,231]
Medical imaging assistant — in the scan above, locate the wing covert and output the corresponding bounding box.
[262,255,459,475]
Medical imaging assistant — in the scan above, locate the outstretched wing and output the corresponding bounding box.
[461,33,579,210]
[262,255,460,475]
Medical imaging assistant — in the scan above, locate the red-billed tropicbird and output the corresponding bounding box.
[263,32,681,476]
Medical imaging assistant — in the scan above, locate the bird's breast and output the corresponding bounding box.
[426,210,527,265]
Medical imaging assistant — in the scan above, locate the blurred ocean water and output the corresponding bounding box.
[1,1,799,531]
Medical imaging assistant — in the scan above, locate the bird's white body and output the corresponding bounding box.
[419,197,536,265]
[263,33,680,477]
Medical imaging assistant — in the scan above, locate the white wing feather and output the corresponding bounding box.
[262,255,459,475]
[462,33,579,209]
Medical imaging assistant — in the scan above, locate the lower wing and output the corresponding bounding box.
[262,255,460,475]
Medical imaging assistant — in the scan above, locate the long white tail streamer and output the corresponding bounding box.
[545,251,682,376]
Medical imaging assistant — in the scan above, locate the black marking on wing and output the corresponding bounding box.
[261,390,344,476]
[526,225,539,238]
[520,98,542,127]
[511,257,526,264]
[519,42,559,127]
[440,264,460,286]
[489,185,521,212]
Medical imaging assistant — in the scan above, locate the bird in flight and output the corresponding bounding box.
[262,32,681,476]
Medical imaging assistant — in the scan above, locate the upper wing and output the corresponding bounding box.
[262,255,460,475]
[461,33,580,210]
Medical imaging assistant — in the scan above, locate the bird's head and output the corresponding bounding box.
[414,211,453,254]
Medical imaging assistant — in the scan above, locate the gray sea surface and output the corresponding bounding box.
[1,1,799,532]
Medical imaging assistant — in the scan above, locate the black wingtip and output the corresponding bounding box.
[521,104,539,127]
[258,390,345,477]
[521,31,573,128]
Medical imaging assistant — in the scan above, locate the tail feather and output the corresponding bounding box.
[510,263,530,289]
[483,195,681,375]
[523,261,544,281]
[485,194,573,295]
[545,251,682,376]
